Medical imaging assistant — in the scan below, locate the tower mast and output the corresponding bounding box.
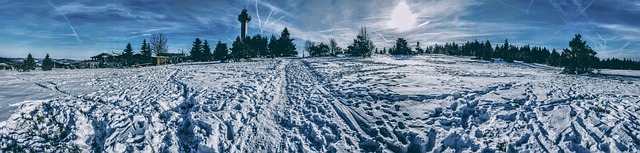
[238,6,251,41]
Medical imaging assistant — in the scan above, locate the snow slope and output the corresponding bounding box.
[1,55,639,152]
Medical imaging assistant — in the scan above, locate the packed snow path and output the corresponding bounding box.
[1,55,639,152]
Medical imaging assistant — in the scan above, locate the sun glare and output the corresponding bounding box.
[388,1,417,32]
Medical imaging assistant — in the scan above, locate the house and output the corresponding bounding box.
[90,53,120,62]
[79,60,100,69]
[89,52,122,68]
[156,53,186,65]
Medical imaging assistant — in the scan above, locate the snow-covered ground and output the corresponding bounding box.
[1,55,639,152]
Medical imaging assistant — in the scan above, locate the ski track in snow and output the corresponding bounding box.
[1,55,639,152]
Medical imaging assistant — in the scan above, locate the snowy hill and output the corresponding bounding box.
[1,55,639,152]
[0,57,79,64]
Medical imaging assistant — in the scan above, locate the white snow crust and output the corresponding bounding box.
[1,55,639,152]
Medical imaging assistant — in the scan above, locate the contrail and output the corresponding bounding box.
[265,10,273,25]
[47,0,83,44]
[369,28,388,42]
[497,0,526,12]
[574,0,596,18]
[526,0,535,14]
[272,15,286,25]
[255,0,263,34]
[417,21,430,27]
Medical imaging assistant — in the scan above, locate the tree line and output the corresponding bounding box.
[189,27,297,62]
[378,34,640,74]
[12,25,640,73]
[15,53,55,72]
[305,26,374,58]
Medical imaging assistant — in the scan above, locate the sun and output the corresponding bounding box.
[388,1,417,32]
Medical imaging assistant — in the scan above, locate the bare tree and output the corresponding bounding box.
[304,40,315,58]
[151,33,168,55]
[329,38,339,56]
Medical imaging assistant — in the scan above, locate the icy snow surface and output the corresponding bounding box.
[1,55,639,152]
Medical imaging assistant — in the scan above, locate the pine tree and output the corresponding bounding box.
[123,43,134,66]
[279,27,297,57]
[22,53,36,72]
[390,38,410,55]
[244,36,256,58]
[501,39,514,62]
[42,54,54,71]
[318,43,330,56]
[213,41,229,62]
[268,34,279,58]
[562,34,599,74]
[259,36,270,58]
[190,38,203,61]
[141,39,151,57]
[250,35,269,58]
[546,49,561,66]
[242,37,252,60]
[202,40,212,61]
[231,36,246,62]
[140,39,152,64]
[482,40,492,61]
[348,26,375,57]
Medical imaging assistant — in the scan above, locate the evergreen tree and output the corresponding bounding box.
[141,39,152,57]
[347,26,375,57]
[213,41,229,62]
[22,53,36,72]
[231,36,247,62]
[251,35,269,58]
[279,27,297,57]
[123,43,134,66]
[501,39,514,62]
[141,39,152,64]
[268,34,279,58]
[243,36,256,58]
[482,40,492,61]
[390,38,411,55]
[202,40,212,61]
[190,38,203,61]
[546,49,561,66]
[242,37,253,60]
[415,41,424,54]
[309,43,330,57]
[562,34,599,74]
[42,54,54,71]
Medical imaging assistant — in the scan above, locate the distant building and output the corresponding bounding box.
[82,50,185,68]
[87,52,122,68]
[156,52,186,65]
[79,60,100,69]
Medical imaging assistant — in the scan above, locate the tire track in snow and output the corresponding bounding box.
[278,60,360,152]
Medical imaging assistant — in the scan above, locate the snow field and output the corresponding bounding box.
[1,55,639,152]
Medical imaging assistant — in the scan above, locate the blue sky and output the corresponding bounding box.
[0,0,639,60]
